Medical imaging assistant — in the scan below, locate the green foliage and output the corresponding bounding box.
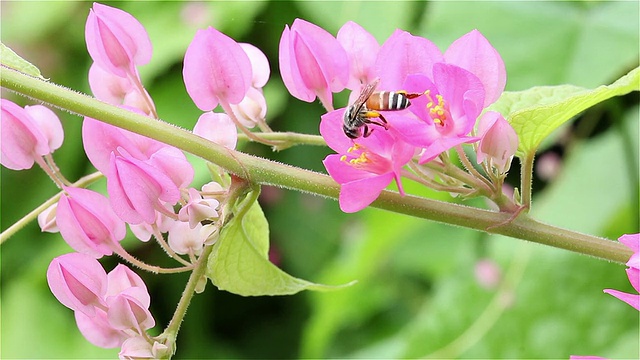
[207,195,353,296]
[490,67,640,157]
[0,43,44,79]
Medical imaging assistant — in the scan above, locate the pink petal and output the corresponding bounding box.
[24,105,64,151]
[119,337,154,358]
[75,309,127,348]
[627,267,639,293]
[339,173,394,213]
[183,27,252,110]
[229,87,268,129]
[107,293,155,333]
[603,288,640,311]
[444,29,506,107]
[619,233,640,269]
[419,135,480,164]
[319,108,354,153]
[46,253,108,316]
[337,21,380,89]
[375,29,443,90]
[323,154,377,184]
[38,203,59,233]
[147,146,194,189]
[106,265,150,307]
[279,25,316,102]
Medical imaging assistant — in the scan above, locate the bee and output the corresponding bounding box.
[343,78,421,139]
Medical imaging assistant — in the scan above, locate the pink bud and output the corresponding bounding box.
[476,111,518,173]
[228,87,267,129]
[119,337,169,359]
[106,291,155,334]
[107,151,181,225]
[337,21,380,90]
[1,99,53,170]
[88,63,156,115]
[279,18,349,109]
[240,43,270,88]
[146,146,194,189]
[85,2,152,78]
[56,187,127,258]
[38,203,59,233]
[46,252,108,317]
[193,112,238,149]
[24,105,64,152]
[178,188,219,229]
[183,26,252,111]
[167,221,214,256]
[75,309,128,348]
[107,265,150,308]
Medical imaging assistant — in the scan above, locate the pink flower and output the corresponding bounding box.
[1,99,62,170]
[279,18,349,110]
[228,87,268,129]
[119,337,169,359]
[167,221,215,256]
[320,110,414,212]
[85,2,152,78]
[476,111,518,173]
[183,26,252,111]
[240,43,270,89]
[337,21,380,90]
[604,233,640,311]
[106,265,150,308]
[107,150,181,225]
[56,187,126,258]
[46,253,108,317]
[193,112,238,149]
[106,291,155,334]
[178,188,219,229]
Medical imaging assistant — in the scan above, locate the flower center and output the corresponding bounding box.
[425,90,450,126]
[340,143,390,174]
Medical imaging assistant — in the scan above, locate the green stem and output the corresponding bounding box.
[0,67,632,263]
[520,152,535,209]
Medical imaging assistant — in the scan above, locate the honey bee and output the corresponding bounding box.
[343,78,421,139]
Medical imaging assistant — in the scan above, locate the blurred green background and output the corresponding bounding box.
[1,1,638,358]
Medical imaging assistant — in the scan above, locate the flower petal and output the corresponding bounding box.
[339,173,394,213]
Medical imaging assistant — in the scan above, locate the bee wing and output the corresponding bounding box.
[351,78,380,110]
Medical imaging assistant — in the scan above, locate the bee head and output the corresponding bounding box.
[343,123,361,139]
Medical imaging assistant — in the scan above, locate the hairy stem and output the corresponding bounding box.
[0,67,632,263]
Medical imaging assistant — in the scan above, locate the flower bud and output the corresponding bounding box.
[193,112,238,150]
[476,111,518,173]
[38,203,59,233]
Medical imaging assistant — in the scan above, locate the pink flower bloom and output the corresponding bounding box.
[75,308,128,348]
[392,67,484,164]
[38,203,59,233]
[183,26,252,111]
[337,21,380,90]
[88,63,156,116]
[106,265,150,308]
[178,188,219,229]
[193,112,238,149]
[46,253,108,317]
[320,109,414,212]
[107,151,181,225]
[56,187,126,258]
[85,2,152,78]
[1,99,59,170]
[279,18,349,109]
[476,111,518,173]
[604,233,640,311]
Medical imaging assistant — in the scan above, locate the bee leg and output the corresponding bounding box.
[363,124,373,137]
[397,90,424,99]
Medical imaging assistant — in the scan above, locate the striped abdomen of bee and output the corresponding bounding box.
[365,91,412,111]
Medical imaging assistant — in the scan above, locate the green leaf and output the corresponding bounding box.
[1,43,44,79]
[207,199,353,296]
[490,66,639,156]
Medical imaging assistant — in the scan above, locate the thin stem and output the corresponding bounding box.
[113,245,194,274]
[152,228,193,267]
[219,101,285,148]
[236,132,326,147]
[455,145,494,193]
[0,171,103,245]
[520,152,534,209]
[1,67,633,263]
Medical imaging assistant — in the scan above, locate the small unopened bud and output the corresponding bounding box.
[476,111,518,173]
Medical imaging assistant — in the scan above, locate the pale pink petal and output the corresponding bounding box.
[107,293,155,334]
[75,309,127,348]
[147,146,194,189]
[106,265,150,307]
[194,112,238,149]
[603,288,640,311]
[1,99,49,170]
[337,21,380,89]
[619,233,640,269]
[229,87,267,129]
[240,43,270,88]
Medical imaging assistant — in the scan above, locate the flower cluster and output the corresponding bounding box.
[278,19,517,212]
